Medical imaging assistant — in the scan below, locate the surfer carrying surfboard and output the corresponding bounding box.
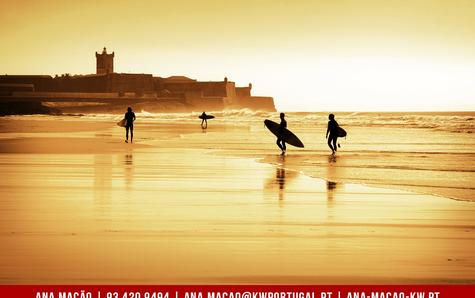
[264,116,304,154]
[276,112,287,155]
[124,107,136,143]
[200,112,208,129]
[326,113,339,154]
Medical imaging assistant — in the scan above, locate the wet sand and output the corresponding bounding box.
[0,118,474,284]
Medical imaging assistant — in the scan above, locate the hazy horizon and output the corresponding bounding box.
[1,0,475,111]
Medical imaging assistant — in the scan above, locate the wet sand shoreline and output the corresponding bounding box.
[0,118,474,284]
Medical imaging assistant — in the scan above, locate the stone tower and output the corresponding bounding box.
[95,47,114,74]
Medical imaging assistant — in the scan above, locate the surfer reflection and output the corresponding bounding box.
[276,112,287,155]
[264,165,287,201]
[326,113,339,154]
[263,155,298,201]
[326,181,338,201]
[326,180,337,221]
[326,153,338,207]
[125,107,136,143]
[124,154,134,189]
[201,112,208,129]
[276,167,286,201]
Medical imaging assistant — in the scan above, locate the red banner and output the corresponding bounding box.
[0,285,474,298]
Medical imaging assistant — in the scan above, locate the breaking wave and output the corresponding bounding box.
[10,109,471,134]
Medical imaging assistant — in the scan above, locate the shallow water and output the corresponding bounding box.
[4,112,475,201]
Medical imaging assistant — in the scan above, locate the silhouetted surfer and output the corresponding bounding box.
[201,112,208,129]
[277,112,287,155]
[326,113,339,154]
[124,107,136,143]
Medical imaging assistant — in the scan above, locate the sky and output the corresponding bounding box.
[1,0,475,111]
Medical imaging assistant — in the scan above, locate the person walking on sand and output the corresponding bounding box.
[124,107,136,143]
[276,112,287,155]
[200,111,208,129]
[326,113,339,154]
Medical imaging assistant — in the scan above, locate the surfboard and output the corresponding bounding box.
[199,115,215,120]
[117,119,126,127]
[337,127,347,137]
[264,119,304,148]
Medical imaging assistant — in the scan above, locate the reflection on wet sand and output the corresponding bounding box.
[326,153,339,203]
[327,181,338,200]
[124,153,134,190]
[263,156,297,202]
[326,154,341,221]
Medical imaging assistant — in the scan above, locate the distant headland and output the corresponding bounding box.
[0,47,276,115]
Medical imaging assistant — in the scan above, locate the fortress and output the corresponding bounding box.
[0,48,275,114]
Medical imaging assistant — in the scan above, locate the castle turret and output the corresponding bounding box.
[95,47,114,75]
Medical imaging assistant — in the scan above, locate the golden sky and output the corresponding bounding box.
[1,0,475,111]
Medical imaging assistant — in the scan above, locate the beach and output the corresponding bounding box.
[0,113,474,284]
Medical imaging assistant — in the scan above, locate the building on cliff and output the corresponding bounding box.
[0,48,276,113]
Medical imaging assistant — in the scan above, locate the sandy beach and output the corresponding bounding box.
[0,115,474,284]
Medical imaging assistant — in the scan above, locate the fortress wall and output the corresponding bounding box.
[201,82,228,97]
[236,87,251,97]
[11,92,120,99]
[0,84,35,92]
[237,96,276,111]
[0,75,109,92]
[108,73,155,93]
[0,75,54,91]
[184,90,203,100]
[50,75,109,92]
[161,81,228,97]
[184,91,224,110]
[54,75,108,93]
[223,82,237,105]
[1,74,156,93]
[157,91,186,99]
